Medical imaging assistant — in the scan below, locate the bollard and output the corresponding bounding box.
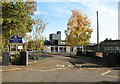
[2,52,10,66]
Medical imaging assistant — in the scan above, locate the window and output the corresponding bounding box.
[104,47,106,50]
[55,47,58,52]
[51,47,54,52]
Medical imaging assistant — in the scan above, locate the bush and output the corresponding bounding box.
[76,51,83,56]
[11,54,21,65]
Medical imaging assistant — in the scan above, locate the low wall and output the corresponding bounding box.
[76,51,120,67]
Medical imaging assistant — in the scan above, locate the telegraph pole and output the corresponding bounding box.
[97,11,99,51]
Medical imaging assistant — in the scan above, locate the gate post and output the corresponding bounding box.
[2,52,10,66]
[20,52,28,66]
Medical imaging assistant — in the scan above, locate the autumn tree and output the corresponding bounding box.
[0,2,2,53]
[32,17,47,50]
[1,1,37,51]
[65,10,93,49]
[23,33,32,50]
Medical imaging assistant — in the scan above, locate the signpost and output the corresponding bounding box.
[9,35,23,52]
[9,35,25,65]
[9,35,22,43]
[96,52,103,57]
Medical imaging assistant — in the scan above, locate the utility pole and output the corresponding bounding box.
[97,11,99,51]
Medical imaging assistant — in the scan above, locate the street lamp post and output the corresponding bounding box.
[97,11,99,51]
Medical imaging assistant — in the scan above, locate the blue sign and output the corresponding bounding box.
[9,36,22,43]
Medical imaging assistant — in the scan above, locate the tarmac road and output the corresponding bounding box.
[2,55,120,82]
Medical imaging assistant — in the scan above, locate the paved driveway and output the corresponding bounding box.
[2,56,120,82]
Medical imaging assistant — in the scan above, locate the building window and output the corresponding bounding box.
[59,47,62,52]
[51,47,54,52]
[55,47,58,52]
[70,47,73,52]
[108,46,114,51]
[104,47,106,50]
[59,47,66,52]
[64,47,66,52]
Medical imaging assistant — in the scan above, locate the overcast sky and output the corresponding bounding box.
[32,0,119,43]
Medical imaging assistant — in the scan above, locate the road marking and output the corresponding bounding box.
[68,65,71,67]
[56,64,72,68]
[2,65,71,72]
[101,71,111,76]
[27,68,70,72]
[101,70,120,79]
[102,75,120,79]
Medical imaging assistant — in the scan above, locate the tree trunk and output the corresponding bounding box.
[82,46,84,52]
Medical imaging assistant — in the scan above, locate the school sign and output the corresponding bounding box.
[9,35,22,43]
